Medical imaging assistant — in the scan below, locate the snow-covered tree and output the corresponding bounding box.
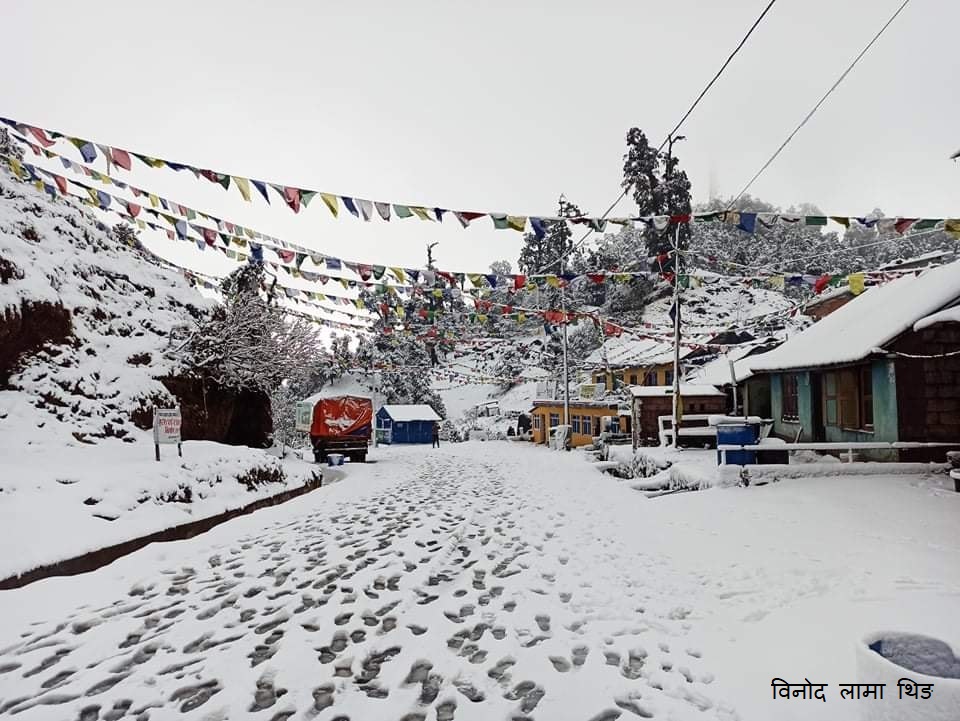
[353,332,447,418]
[622,127,692,263]
[171,263,324,396]
[518,196,583,276]
[0,128,23,162]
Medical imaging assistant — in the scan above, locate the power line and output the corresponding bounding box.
[536,0,780,274]
[728,0,911,207]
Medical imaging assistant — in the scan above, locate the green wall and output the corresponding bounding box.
[768,360,900,459]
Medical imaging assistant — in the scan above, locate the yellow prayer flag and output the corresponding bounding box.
[945,219,960,239]
[848,272,865,296]
[517,312,526,324]
[396,307,405,318]
[355,299,364,309]
[136,219,145,230]
[506,215,526,232]
[410,206,434,221]
[390,267,406,283]
[433,289,443,298]
[149,193,159,208]
[769,275,785,291]
[9,158,24,179]
[234,176,252,202]
[321,193,339,217]
[339,279,349,290]
[468,273,484,287]
[291,269,301,278]
[546,276,560,288]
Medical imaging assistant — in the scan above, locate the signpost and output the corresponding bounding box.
[295,401,314,433]
[579,383,599,400]
[153,407,182,461]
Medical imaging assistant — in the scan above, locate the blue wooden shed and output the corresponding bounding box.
[375,404,442,444]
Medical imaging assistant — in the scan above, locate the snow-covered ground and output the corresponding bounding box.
[0,433,321,581]
[0,442,956,721]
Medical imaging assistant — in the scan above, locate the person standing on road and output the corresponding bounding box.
[432,422,440,448]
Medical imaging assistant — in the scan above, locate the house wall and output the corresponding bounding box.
[769,362,900,459]
[531,403,626,447]
[891,322,960,461]
[593,364,675,391]
[632,395,727,446]
[769,372,812,441]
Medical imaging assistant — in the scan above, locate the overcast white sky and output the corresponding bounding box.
[7,0,959,276]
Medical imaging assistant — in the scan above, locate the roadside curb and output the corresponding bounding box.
[0,470,337,591]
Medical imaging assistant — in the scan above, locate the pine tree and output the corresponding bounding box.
[621,128,692,264]
[518,196,583,276]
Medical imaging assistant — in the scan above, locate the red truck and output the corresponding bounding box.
[300,394,373,463]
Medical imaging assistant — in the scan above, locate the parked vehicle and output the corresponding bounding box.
[298,394,373,463]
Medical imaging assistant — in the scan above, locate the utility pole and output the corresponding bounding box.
[665,134,685,450]
[561,284,570,436]
[671,224,682,449]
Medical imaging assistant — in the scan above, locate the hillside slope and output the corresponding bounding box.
[0,164,316,581]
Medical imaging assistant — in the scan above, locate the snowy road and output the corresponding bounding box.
[0,445,735,721]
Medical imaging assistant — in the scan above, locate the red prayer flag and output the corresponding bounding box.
[514,275,526,290]
[813,273,832,294]
[670,214,691,224]
[894,218,918,235]
[603,321,622,337]
[127,202,141,218]
[26,126,54,148]
[588,273,606,284]
[52,174,67,195]
[283,187,301,214]
[110,148,132,171]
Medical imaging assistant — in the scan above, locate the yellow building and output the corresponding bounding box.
[592,363,675,391]
[530,400,632,448]
[585,337,689,392]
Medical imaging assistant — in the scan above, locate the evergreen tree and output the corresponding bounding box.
[621,128,692,265]
[518,196,583,276]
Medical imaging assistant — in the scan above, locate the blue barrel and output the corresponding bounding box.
[716,423,758,465]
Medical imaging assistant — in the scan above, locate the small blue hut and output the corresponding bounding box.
[375,404,442,444]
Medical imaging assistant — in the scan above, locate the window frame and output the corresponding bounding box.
[549,413,560,428]
[781,373,800,422]
[571,415,581,434]
[582,415,592,436]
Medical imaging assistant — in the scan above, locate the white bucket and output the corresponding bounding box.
[855,631,960,720]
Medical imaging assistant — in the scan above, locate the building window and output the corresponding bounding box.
[782,374,799,421]
[549,413,560,428]
[629,374,638,385]
[824,367,872,430]
[610,416,621,433]
[664,370,674,386]
[594,374,604,385]
[860,366,874,428]
[533,414,541,430]
[571,416,581,434]
[582,416,592,436]
[644,371,657,386]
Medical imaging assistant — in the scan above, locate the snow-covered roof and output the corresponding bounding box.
[914,305,960,332]
[749,261,960,373]
[380,404,442,422]
[629,384,725,398]
[584,336,689,369]
[685,345,764,386]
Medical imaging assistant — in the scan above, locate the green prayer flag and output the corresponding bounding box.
[805,216,828,226]
[913,218,940,230]
[491,214,509,230]
[393,204,413,219]
[301,190,318,208]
